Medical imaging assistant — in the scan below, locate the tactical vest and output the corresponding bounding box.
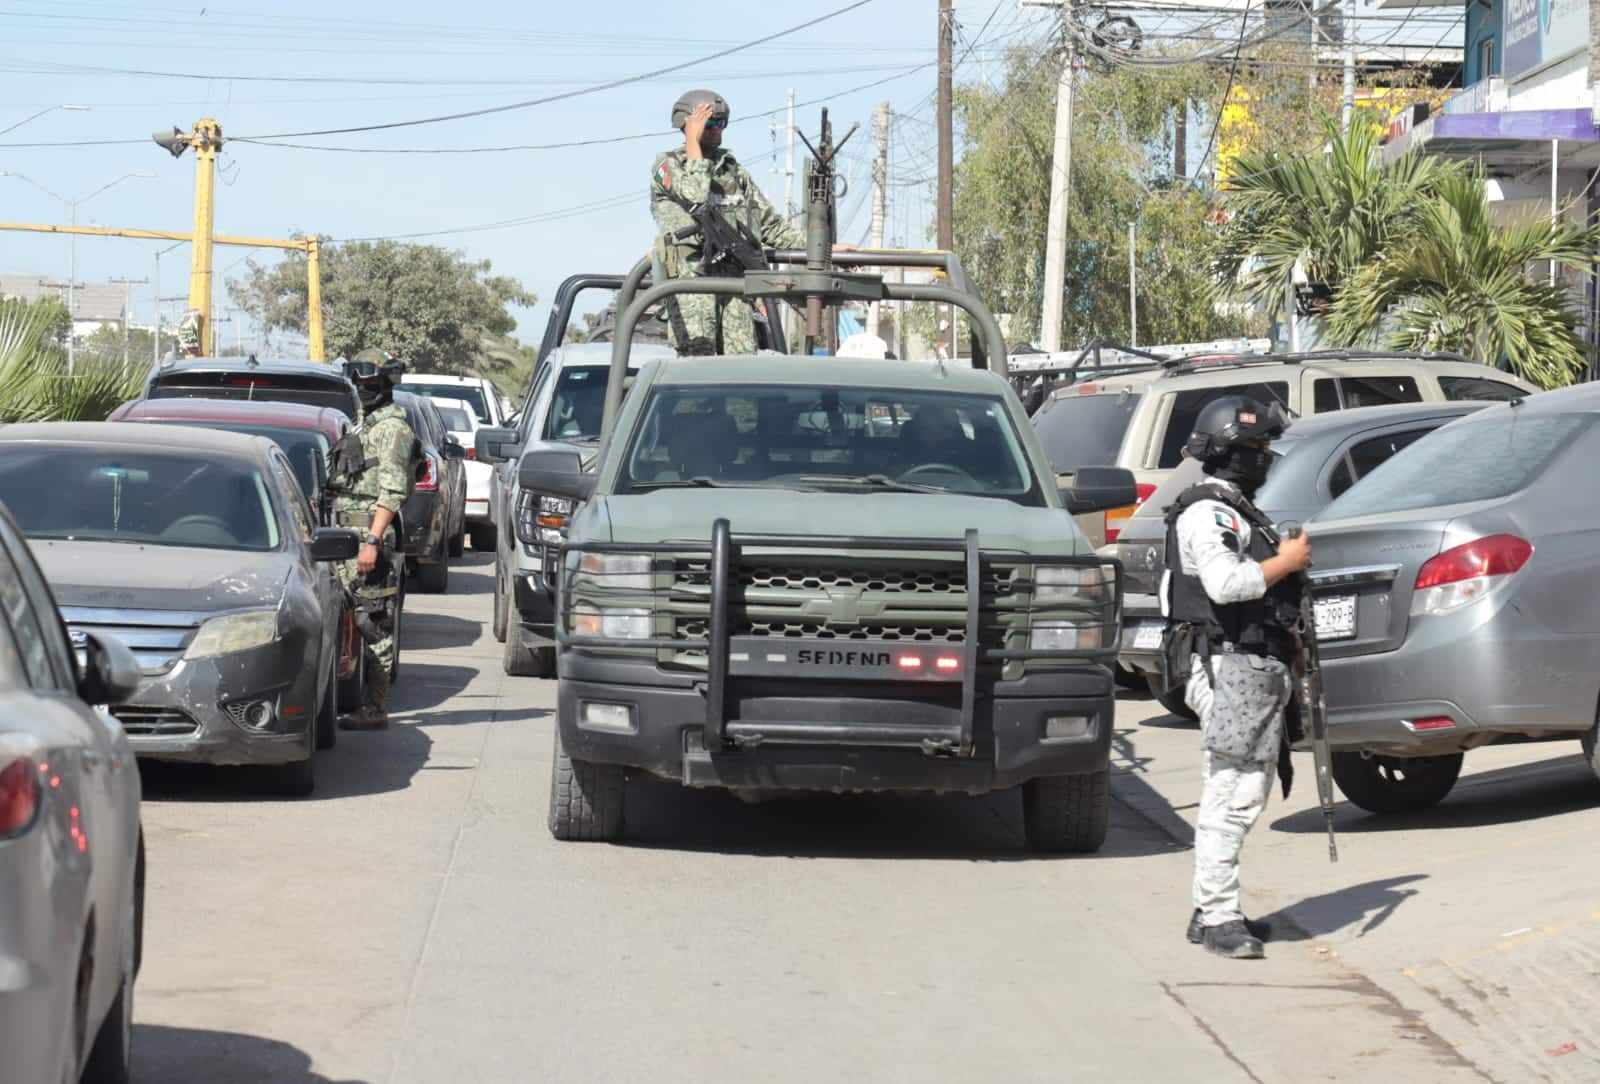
[1161,482,1299,672]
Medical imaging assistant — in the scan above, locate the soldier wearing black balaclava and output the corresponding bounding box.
[1159,396,1312,959]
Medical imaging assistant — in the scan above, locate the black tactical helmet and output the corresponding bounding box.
[672,89,730,131]
[1183,395,1289,464]
[344,347,404,411]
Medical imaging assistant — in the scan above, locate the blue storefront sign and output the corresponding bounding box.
[1503,0,1590,81]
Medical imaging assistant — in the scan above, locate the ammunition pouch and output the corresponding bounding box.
[326,430,369,492]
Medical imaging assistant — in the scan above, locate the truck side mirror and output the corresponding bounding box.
[519,449,594,502]
[474,427,519,464]
[1061,466,1139,515]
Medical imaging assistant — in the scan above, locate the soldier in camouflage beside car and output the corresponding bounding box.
[650,89,852,356]
[326,348,421,731]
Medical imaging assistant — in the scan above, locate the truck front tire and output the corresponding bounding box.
[1022,769,1109,854]
[548,728,624,841]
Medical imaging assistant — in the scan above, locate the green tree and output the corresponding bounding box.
[0,301,146,423]
[79,323,179,366]
[951,47,1253,347]
[1212,119,1452,318]
[1328,169,1600,389]
[229,238,536,374]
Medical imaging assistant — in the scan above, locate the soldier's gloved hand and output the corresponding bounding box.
[358,541,379,575]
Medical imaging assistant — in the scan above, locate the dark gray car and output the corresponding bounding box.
[395,391,468,594]
[0,423,358,795]
[1110,401,1489,716]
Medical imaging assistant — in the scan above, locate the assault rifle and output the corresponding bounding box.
[1286,525,1338,863]
[670,200,769,273]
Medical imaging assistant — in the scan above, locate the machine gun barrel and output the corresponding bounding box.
[1286,526,1338,863]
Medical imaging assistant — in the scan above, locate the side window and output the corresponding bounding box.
[270,455,313,539]
[1439,375,1526,402]
[1326,427,1435,499]
[0,544,71,692]
[520,366,555,440]
[1159,381,1289,468]
[1314,379,1342,413]
[1340,375,1422,409]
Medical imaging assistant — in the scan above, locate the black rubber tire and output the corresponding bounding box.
[415,550,449,594]
[1331,751,1463,815]
[388,595,403,686]
[492,563,508,643]
[471,524,497,553]
[503,623,555,678]
[81,850,138,1084]
[547,727,624,841]
[1022,769,1109,853]
[266,729,316,797]
[448,531,465,558]
[1145,675,1198,721]
[1114,663,1145,691]
[315,656,338,751]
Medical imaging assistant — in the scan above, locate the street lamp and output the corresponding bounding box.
[0,104,89,137]
[0,169,155,373]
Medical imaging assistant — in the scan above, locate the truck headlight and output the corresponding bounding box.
[185,610,278,660]
[577,553,652,590]
[1035,565,1112,603]
[517,493,575,547]
[1030,622,1110,651]
[572,603,651,640]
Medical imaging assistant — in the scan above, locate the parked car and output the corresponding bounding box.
[1112,401,1490,716]
[0,500,146,1084]
[142,355,361,420]
[0,423,359,794]
[394,391,468,593]
[426,396,496,553]
[400,372,509,429]
[104,398,373,710]
[1298,385,1600,815]
[1030,351,1537,550]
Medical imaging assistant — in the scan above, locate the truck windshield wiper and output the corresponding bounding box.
[797,473,949,493]
[632,476,738,489]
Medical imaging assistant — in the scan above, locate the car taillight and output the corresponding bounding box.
[1411,534,1532,616]
[466,448,477,461]
[415,456,438,492]
[1103,482,1158,544]
[0,756,41,837]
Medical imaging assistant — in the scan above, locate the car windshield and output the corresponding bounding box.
[145,421,330,497]
[544,366,620,441]
[619,384,1039,501]
[1032,391,1138,473]
[0,446,280,551]
[148,371,357,418]
[1318,411,1591,520]
[407,383,489,423]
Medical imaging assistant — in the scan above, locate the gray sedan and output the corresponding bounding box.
[0,500,145,1084]
[1111,401,1487,715]
[0,423,359,796]
[1306,385,1598,813]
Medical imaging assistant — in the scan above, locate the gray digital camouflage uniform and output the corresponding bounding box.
[330,401,417,713]
[650,147,804,355]
[1170,484,1292,928]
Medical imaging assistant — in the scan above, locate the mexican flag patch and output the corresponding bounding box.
[655,159,672,191]
[1214,511,1239,530]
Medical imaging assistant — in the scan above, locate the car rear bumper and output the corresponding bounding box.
[466,497,491,524]
[114,645,315,766]
[1315,598,1599,755]
[1116,591,1165,678]
[0,831,80,1084]
[557,652,1113,793]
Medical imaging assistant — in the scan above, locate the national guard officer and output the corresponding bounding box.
[651,89,847,356]
[327,347,420,731]
[1160,396,1312,959]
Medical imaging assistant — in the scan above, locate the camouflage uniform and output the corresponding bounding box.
[329,401,418,712]
[650,147,804,356]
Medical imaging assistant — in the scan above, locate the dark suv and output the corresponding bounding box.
[143,355,361,419]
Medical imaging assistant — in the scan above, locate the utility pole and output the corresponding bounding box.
[937,0,957,359]
[868,100,890,342]
[152,118,223,356]
[1035,1,1077,352]
[1127,222,1137,347]
[784,88,797,347]
[1340,0,1356,131]
[109,276,148,364]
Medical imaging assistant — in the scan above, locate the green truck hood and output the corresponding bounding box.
[589,489,1087,556]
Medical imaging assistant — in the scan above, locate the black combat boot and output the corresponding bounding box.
[1186,909,1272,945]
[1201,919,1265,960]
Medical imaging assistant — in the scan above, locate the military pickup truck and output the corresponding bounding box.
[522,242,1135,853]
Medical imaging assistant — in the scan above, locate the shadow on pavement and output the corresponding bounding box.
[411,706,551,728]
[1108,726,1197,852]
[399,610,482,649]
[445,568,493,595]
[1270,752,1599,835]
[389,662,477,712]
[134,1024,372,1083]
[1257,874,1428,942]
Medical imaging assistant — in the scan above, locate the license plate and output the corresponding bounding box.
[1132,622,1164,650]
[1314,594,1357,641]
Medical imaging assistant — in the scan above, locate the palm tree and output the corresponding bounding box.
[0,298,146,423]
[1328,169,1600,389]
[1212,119,1454,316]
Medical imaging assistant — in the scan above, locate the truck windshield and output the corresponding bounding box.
[406,382,489,423]
[619,384,1040,501]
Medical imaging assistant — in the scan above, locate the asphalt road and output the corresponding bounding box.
[130,552,1594,1083]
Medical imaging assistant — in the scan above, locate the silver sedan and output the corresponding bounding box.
[0,502,145,1084]
[1306,384,1597,814]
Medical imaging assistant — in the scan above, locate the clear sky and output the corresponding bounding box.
[0,0,1051,351]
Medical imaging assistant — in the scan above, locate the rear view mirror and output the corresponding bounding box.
[519,449,594,502]
[474,427,520,464]
[441,439,466,461]
[1061,466,1139,515]
[76,631,142,705]
[309,527,361,563]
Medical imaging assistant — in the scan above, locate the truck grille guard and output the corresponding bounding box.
[558,519,1124,757]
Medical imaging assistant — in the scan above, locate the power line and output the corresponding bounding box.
[1194,0,1253,183]
[229,1,879,140]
